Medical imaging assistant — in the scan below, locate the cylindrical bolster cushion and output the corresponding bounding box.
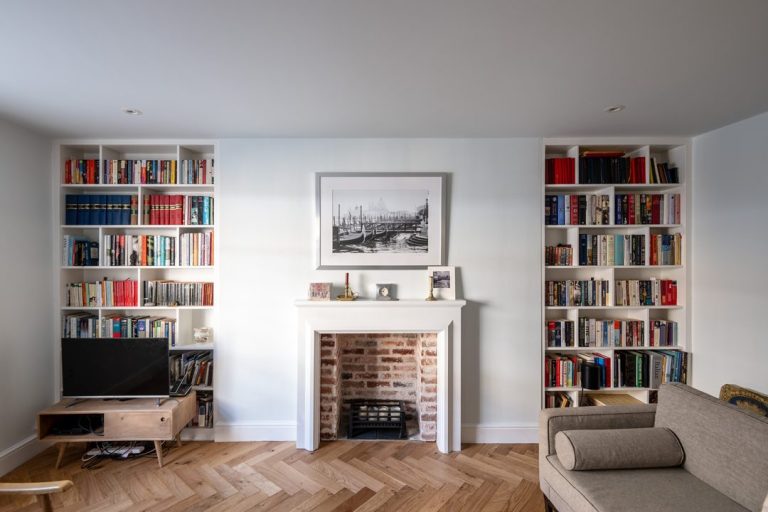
[555,427,684,471]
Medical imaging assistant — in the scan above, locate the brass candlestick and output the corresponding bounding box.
[425,275,437,301]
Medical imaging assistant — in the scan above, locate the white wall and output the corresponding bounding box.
[218,139,542,441]
[0,119,53,474]
[692,112,768,396]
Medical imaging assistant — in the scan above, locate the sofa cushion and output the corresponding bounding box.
[555,427,684,470]
[542,455,749,512]
[655,383,768,512]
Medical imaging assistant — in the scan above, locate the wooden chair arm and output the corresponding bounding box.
[0,480,73,495]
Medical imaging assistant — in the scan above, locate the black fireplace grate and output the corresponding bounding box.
[347,399,407,440]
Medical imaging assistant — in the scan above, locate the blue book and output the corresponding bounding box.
[95,195,106,224]
[557,195,565,225]
[76,195,88,225]
[579,234,587,266]
[120,195,130,225]
[65,195,77,225]
[202,197,211,225]
[615,235,624,266]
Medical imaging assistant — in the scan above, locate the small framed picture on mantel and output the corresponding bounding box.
[428,266,456,300]
[315,172,446,268]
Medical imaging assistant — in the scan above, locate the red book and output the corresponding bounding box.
[176,195,183,224]
[570,195,578,225]
[652,195,661,224]
[65,160,71,183]
[628,195,636,224]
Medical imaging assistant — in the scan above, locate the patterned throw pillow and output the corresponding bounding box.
[719,384,768,417]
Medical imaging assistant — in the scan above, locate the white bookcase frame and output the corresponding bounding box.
[541,137,692,407]
[53,140,219,440]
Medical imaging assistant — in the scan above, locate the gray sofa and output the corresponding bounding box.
[539,383,768,512]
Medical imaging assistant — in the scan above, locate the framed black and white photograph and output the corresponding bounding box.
[428,266,456,300]
[316,173,445,268]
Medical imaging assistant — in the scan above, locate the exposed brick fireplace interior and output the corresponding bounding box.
[320,333,437,441]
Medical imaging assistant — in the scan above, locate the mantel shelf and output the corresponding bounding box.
[294,299,466,308]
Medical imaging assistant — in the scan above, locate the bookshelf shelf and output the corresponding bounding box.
[56,141,219,437]
[543,139,691,409]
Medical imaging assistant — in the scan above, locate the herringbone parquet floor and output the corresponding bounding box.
[0,441,544,511]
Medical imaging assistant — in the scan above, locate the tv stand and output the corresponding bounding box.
[37,391,196,468]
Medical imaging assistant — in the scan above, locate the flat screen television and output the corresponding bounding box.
[61,338,169,398]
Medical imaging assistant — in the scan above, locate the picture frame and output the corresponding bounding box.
[308,282,332,301]
[315,172,446,268]
[428,266,456,300]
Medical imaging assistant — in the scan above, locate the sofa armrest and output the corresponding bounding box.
[539,404,657,457]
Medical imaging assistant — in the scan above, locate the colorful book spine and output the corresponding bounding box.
[64,278,138,307]
[545,280,610,306]
[142,280,214,307]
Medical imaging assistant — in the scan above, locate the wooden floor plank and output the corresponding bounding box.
[0,440,543,511]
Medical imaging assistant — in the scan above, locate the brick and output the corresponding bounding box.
[342,348,365,355]
[321,349,333,357]
[366,381,391,388]
[344,364,366,372]
[420,413,437,422]
[392,348,415,355]
[382,340,406,348]
[381,356,403,364]
[366,348,390,356]
[406,339,418,347]
[320,339,335,347]
[420,375,437,384]
[340,372,353,380]
[421,422,437,432]
[366,364,391,372]
[320,358,336,366]
[392,381,414,388]
[422,385,437,394]
[420,357,437,366]
[320,386,333,394]
[422,349,437,357]
[345,381,364,388]
[320,377,336,385]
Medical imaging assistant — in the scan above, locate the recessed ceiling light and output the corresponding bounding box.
[604,105,626,113]
[121,107,143,116]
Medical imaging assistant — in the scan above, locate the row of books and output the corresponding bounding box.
[615,279,678,306]
[65,279,138,307]
[62,313,99,338]
[545,279,610,307]
[170,352,213,387]
[649,159,679,184]
[579,155,646,184]
[142,280,214,307]
[650,234,683,266]
[545,391,574,408]
[194,392,214,428]
[64,159,214,185]
[545,194,610,225]
[651,320,679,347]
[615,350,687,388]
[579,234,645,266]
[104,235,176,267]
[65,195,137,225]
[545,158,576,184]
[180,232,214,266]
[546,350,687,389]
[143,195,213,225]
[615,193,681,225]
[545,245,573,266]
[101,315,176,345]
[62,235,99,266]
[547,319,644,348]
[545,353,611,388]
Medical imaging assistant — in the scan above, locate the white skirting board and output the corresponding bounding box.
[461,424,538,444]
[215,422,297,442]
[0,435,49,477]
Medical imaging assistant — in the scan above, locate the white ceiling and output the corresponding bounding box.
[1,0,767,138]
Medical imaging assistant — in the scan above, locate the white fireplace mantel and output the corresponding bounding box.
[295,299,466,453]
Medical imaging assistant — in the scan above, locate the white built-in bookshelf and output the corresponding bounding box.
[54,141,218,440]
[542,138,691,408]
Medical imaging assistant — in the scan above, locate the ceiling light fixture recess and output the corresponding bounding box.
[121,107,143,116]
[603,105,626,113]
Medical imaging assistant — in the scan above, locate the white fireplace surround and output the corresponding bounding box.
[295,300,466,453]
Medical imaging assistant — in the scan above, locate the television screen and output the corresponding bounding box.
[62,338,169,398]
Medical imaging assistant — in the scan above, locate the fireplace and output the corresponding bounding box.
[319,332,437,441]
[295,299,465,453]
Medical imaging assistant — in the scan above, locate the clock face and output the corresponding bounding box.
[379,287,389,297]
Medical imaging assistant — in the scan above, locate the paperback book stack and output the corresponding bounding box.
[545,194,610,225]
[545,392,573,408]
[650,234,683,266]
[545,244,573,266]
[65,279,138,307]
[649,159,679,184]
[104,234,176,267]
[614,193,681,225]
[180,232,213,266]
[64,159,100,184]
[142,280,214,307]
[651,320,678,347]
[579,234,645,266]
[546,320,575,347]
[615,279,677,306]
[143,195,214,225]
[170,351,213,388]
[62,235,99,266]
[101,314,176,345]
[545,353,611,388]
[545,279,610,306]
[579,319,644,347]
[62,312,99,338]
[102,160,176,184]
[179,159,214,184]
